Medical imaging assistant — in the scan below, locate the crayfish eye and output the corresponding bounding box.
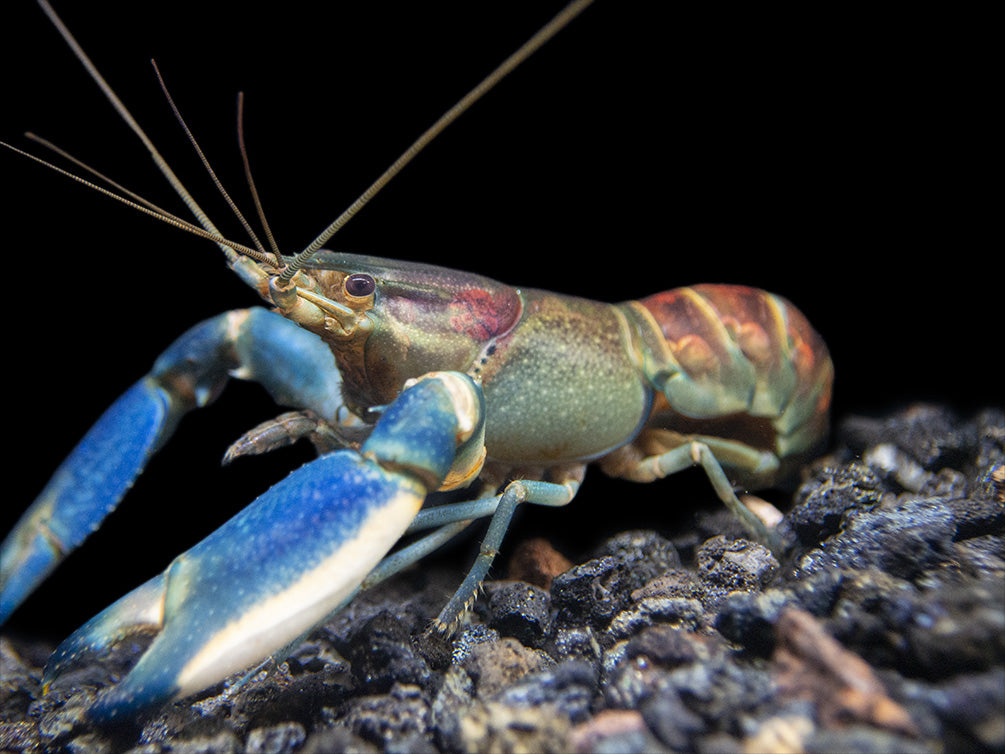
[344,273,376,298]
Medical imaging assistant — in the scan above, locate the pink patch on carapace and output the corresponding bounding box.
[449,288,512,340]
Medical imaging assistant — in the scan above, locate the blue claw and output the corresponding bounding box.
[1,308,344,625]
[43,372,484,722]
[1,379,170,624]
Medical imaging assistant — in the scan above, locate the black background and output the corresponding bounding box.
[2,2,997,638]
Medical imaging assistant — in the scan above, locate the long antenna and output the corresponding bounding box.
[1,139,272,263]
[24,1,594,284]
[276,0,595,286]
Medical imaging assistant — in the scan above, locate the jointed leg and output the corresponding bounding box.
[353,472,582,631]
[431,475,581,632]
[602,432,781,550]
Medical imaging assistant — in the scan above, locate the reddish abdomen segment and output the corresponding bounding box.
[638,284,833,467]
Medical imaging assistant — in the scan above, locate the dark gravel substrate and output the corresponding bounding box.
[2,403,1003,753]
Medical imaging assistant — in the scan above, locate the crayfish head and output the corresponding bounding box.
[279,252,522,412]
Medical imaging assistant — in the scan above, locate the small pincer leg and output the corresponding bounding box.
[44,371,485,723]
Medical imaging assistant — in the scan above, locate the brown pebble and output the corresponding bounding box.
[774,607,918,736]
[507,537,573,590]
[569,709,648,754]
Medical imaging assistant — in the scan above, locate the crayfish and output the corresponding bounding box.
[1,0,832,723]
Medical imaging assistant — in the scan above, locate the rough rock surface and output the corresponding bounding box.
[1,404,1002,753]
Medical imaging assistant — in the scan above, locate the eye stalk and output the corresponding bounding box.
[344,273,376,299]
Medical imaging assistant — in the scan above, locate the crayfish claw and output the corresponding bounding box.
[36,372,488,722]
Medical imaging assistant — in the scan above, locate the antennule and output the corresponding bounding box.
[150,61,271,262]
[36,0,241,268]
[237,93,284,267]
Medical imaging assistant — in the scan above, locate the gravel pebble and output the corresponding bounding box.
[2,403,1002,752]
